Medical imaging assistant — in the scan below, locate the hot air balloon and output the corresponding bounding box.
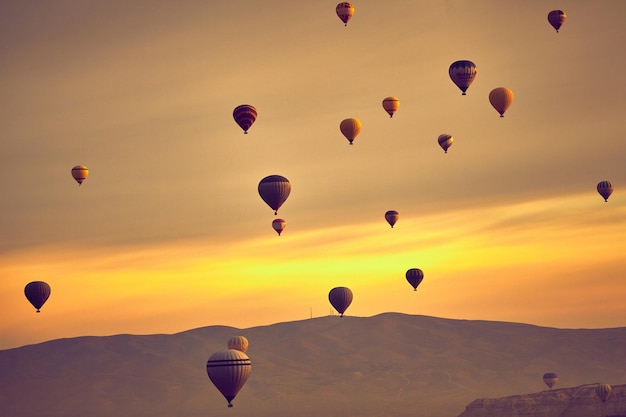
[489,87,514,117]
[449,60,477,95]
[405,268,424,291]
[385,210,399,228]
[329,287,353,317]
[206,349,252,407]
[258,175,291,215]
[227,336,249,353]
[595,383,612,403]
[272,218,286,236]
[24,281,51,313]
[71,165,89,185]
[597,181,613,202]
[543,372,558,389]
[340,118,361,145]
[233,104,257,134]
[548,10,566,33]
[438,134,453,153]
[382,97,400,118]
[336,2,354,26]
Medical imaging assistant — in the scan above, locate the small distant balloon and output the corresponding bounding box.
[258,175,291,215]
[597,181,613,202]
[71,165,89,185]
[272,218,287,236]
[329,287,353,317]
[548,10,566,33]
[24,281,51,313]
[405,268,424,291]
[543,372,558,389]
[233,104,257,134]
[382,97,400,118]
[385,210,399,228]
[489,87,514,117]
[206,349,252,407]
[595,383,612,403]
[227,336,249,353]
[438,134,453,153]
[340,118,361,145]
[336,2,354,26]
[449,60,477,95]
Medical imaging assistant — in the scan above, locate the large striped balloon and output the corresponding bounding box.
[206,349,252,407]
[24,281,51,313]
[233,104,257,134]
[258,175,291,215]
[449,60,477,95]
[597,180,613,202]
[329,286,353,317]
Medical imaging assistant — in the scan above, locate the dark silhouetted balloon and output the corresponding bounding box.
[329,287,353,317]
[233,105,257,134]
[543,372,558,389]
[449,60,477,95]
[548,10,566,33]
[71,165,89,185]
[385,210,399,228]
[382,97,400,118]
[24,281,51,313]
[336,2,354,26]
[597,181,613,202]
[405,268,424,291]
[272,218,286,236]
[227,336,249,353]
[207,349,252,407]
[489,87,514,117]
[258,175,291,215]
[595,383,612,403]
[438,134,453,153]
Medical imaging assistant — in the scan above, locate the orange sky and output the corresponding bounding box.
[1,1,625,350]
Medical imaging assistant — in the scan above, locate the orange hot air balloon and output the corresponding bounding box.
[24,281,51,313]
[233,104,257,134]
[382,97,400,118]
[597,181,613,202]
[405,268,424,291]
[449,60,477,95]
[339,118,361,145]
[206,350,252,407]
[548,10,566,33]
[489,87,514,117]
[328,287,353,317]
[227,336,249,353]
[336,2,354,26]
[384,210,399,228]
[71,165,89,185]
[272,218,286,236]
[258,175,291,215]
[437,134,453,153]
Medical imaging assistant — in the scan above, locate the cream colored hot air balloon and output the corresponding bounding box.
[227,336,249,353]
[489,87,514,117]
[71,165,89,185]
[438,134,453,153]
[206,349,252,408]
[340,118,361,145]
[336,2,354,26]
[382,97,400,118]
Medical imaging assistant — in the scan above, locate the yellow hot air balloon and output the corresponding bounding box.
[336,2,354,26]
[489,87,514,117]
[437,134,453,153]
[382,97,400,118]
[339,118,361,145]
[71,165,89,185]
[227,336,249,353]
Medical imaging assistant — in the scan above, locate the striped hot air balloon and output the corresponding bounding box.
[227,336,249,353]
[405,268,424,291]
[597,181,613,202]
[206,349,252,408]
[438,134,453,153]
[382,97,400,118]
[595,383,612,403]
[233,104,257,134]
[449,60,477,95]
[24,281,51,313]
[336,2,354,26]
[71,165,89,185]
[258,175,291,215]
[329,286,353,317]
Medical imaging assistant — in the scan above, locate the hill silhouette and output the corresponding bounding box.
[1,313,625,417]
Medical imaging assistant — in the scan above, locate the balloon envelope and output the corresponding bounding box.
[258,175,291,214]
[328,287,353,317]
[548,10,566,32]
[449,60,477,95]
[227,336,249,353]
[71,165,89,185]
[272,218,287,236]
[542,372,558,389]
[385,210,399,228]
[233,104,257,134]
[382,97,400,118]
[597,181,613,202]
[206,350,252,407]
[405,268,424,291]
[24,281,51,312]
[340,118,361,145]
[438,134,453,153]
[595,383,612,403]
[489,87,514,117]
[336,2,354,26]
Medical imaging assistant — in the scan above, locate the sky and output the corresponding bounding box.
[1,0,625,350]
